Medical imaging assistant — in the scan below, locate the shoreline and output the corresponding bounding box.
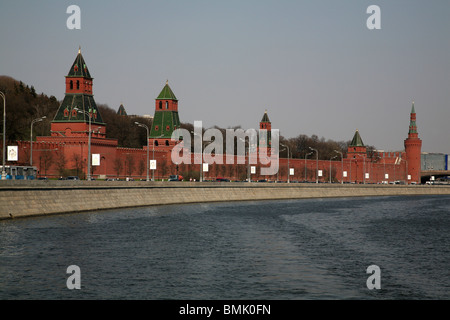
[2,181,450,220]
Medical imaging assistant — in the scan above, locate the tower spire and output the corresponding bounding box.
[409,101,417,134]
[350,129,364,147]
[259,110,272,150]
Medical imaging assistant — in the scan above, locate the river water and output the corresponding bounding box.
[0,195,449,300]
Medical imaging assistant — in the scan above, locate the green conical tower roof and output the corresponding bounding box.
[261,110,270,122]
[350,130,364,147]
[117,104,127,116]
[157,81,178,101]
[67,47,92,79]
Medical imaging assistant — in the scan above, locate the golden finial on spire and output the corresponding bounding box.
[166,79,168,85]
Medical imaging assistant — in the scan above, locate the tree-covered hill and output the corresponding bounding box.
[0,76,374,159]
[0,75,58,142]
[0,76,152,148]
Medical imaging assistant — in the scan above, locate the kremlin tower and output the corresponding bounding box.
[404,102,422,183]
[347,130,367,157]
[259,110,272,153]
[149,81,181,151]
[51,47,105,138]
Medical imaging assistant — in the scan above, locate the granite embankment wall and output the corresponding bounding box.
[1,180,450,220]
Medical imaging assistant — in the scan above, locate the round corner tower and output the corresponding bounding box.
[404,102,422,183]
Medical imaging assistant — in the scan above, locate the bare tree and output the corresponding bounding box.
[125,154,135,177]
[113,158,123,178]
[72,153,84,178]
[137,158,145,178]
[55,150,66,177]
[38,150,53,177]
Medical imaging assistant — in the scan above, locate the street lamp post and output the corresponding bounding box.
[135,122,150,181]
[75,108,92,181]
[1,91,6,180]
[304,151,312,182]
[151,135,164,181]
[309,147,318,183]
[30,116,46,166]
[281,143,290,183]
[239,138,250,182]
[397,157,409,184]
[348,158,352,183]
[404,158,409,185]
[355,154,367,184]
[329,155,337,183]
[334,150,343,184]
[373,154,381,184]
[192,131,203,182]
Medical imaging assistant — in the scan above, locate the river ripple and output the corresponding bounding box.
[1,195,449,299]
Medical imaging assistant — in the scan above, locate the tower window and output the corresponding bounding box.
[155,140,159,146]
[159,101,162,109]
[70,81,73,90]
[165,101,169,109]
[76,80,80,90]
[165,140,169,146]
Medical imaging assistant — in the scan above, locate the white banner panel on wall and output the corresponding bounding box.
[150,160,157,170]
[92,154,100,166]
[7,146,18,161]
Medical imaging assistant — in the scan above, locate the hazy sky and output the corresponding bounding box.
[1,0,449,153]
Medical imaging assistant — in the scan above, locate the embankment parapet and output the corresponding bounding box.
[1,181,450,220]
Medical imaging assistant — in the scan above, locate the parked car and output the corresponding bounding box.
[66,176,79,180]
[216,177,230,182]
[169,175,183,181]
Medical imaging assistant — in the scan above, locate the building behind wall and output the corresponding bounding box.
[421,153,448,171]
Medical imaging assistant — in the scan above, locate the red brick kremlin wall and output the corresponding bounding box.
[14,140,408,183]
